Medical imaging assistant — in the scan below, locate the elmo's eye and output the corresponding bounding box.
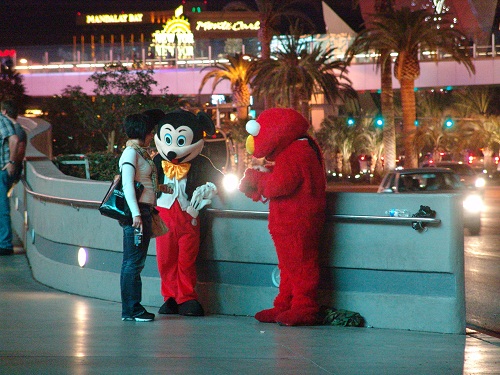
[246,120,260,136]
[164,134,172,145]
[177,135,186,147]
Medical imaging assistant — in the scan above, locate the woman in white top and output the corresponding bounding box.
[118,113,159,322]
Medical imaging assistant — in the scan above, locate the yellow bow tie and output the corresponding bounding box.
[162,160,191,180]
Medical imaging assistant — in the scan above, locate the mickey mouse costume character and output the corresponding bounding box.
[239,108,327,326]
[154,109,223,316]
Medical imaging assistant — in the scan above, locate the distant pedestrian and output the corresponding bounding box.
[1,100,26,184]
[0,103,19,256]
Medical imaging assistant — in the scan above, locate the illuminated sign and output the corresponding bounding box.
[86,13,144,24]
[24,109,43,118]
[195,20,260,32]
[0,50,16,58]
[152,7,194,59]
[151,7,260,57]
[189,12,260,38]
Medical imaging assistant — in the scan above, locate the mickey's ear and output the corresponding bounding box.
[197,111,216,136]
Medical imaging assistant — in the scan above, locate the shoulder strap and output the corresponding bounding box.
[124,142,159,196]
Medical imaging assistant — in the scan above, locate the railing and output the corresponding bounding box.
[21,180,442,230]
[10,40,258,72]
[22,178,98,209]
[7,34,500,73]
[53,154,90,179]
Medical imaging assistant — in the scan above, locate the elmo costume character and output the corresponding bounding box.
[154,109,223,316]
[239,108,326,326]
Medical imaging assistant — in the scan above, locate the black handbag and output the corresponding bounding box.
[99,174,144,222]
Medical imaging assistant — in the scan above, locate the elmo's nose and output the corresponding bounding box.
[245,135,254,155]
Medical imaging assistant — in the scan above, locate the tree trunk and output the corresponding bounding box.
[483,147,494,170]
[381,51,396,172]
[342,154,352,176]
[258,24,272,61]
[258,23,272,109]
[107,130,116,153]
[399,77,418,168]
[432,148,442,163]
[236,106,248,120]
[374,154,384,179]
[370,154,378,174]
[300,99,309,121]
[335,152,342,174]
[233,83,250,120]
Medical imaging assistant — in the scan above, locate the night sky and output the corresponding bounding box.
[0,0,189,46]
[0,0,332,47]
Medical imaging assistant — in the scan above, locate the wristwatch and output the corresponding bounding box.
[8,160,15,165]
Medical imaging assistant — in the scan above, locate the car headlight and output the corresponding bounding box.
[463,194,483,213]
[475,177,486,188]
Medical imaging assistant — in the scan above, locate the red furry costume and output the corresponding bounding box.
[239,108,326,326]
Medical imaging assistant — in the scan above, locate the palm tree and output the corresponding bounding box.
[254,0,315,61]
[316,115,367,177]
[454,87,500,170]
[415,123,452,164]
[356,117,384,178]
[250,33,355,119]
[414,90,456,163]
[351,7,475,168]
[199,53,254,120]
[458,117,500,171]
[0,63,26,110]
[254,0,315,109]
[349,0,396,173]
[454,86,490,117]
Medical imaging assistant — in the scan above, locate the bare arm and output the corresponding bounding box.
[2,134,19,176]
[14,141,26,164]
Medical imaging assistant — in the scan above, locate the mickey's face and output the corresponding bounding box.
[154,110,215,164]
[155,122,204,163]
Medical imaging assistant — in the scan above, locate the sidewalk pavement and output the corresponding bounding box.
[1,247,499,375]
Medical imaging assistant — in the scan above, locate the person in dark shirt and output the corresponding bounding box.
[0,100,19,255]
[1,100,26,184]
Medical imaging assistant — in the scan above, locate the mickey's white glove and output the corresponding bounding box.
[187,182,218,218]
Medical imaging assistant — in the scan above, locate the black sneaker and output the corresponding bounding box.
[122,311,155,322]
[159,297,179,314]
[178,300,205,316]
[0,248,14,256]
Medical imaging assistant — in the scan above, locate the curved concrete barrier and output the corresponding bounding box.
[10,118,465,334]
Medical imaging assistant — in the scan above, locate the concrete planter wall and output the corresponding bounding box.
[11,117,465,334]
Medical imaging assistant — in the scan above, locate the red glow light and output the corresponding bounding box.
[0,50,16,57]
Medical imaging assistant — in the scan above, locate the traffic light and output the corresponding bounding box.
[346,116,355,126]
[374,116,384,128]
[444,117,454,129]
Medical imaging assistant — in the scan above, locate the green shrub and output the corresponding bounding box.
[87,152,120,181]
[54,152,120,181]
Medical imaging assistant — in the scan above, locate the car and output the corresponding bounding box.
[378,168,483,235]
[422,161,486,191]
